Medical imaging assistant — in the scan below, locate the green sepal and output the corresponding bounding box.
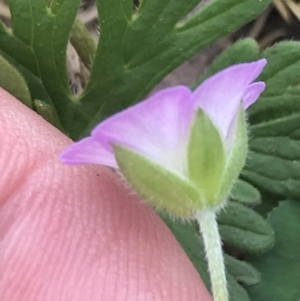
[218,106,248,201]
[188,108,226,205]
[0,55,32,108]
[113,144,204,218]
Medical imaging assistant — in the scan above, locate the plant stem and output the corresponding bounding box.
[70,18,97,70]
[195,209,228,301]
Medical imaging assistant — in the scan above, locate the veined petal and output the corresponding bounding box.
[191,59,267,138]
[60,137,118,168]
[243,82,266,109]
[91,86,194,174]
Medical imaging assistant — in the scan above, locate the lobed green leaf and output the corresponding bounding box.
[231,179,261,206]
[244,43,300,199]
[1,0,81,133]
[217,202,275,254]
[73,0,270,138]
[247,200,300,301]
[224,254,261,287]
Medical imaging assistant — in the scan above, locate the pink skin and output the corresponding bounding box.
[0,89,212,300]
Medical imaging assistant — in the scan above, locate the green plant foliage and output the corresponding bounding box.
[217,202,275,254]
[247,200,300,301]
[231,179,261,206]
[0,55,31,107]
[0,0,81,132]
[245,42,300,200]
[224,254,261,287]
[226,273,250,301]
[5,0,270,136]
[0,0,270,139]
[75,0,269,138]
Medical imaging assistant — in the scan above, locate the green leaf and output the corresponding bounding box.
[227,273,251,301]
[217,202,275,254]
[247,200,300,301]
[73,0,269,138]
[0,55,32,107]
[113,145,204,218]
[10,0,34,46]
[0,21,39,76]
[1,0,270,139]
[243,42,300,199]
[2,0,81,133]
[224,254,261,287]
[0,50,64,131]
[231,179,261,206]
[256,42,300,97]
[188,109,225,205]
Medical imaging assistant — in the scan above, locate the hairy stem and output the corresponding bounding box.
[196,209,228,301]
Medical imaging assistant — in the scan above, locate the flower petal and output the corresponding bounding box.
[192,59,267,138]
[243,82,266,109]
[60,137,118,168]
[91,86,194,174]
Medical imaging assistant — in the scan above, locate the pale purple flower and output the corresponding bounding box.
[61,59,267,301]
[61,59,266,177]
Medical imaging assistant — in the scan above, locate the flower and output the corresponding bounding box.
[61,59,266,218]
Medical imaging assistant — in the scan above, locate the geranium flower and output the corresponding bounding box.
[61,59,266,218]
[60,59,267,301]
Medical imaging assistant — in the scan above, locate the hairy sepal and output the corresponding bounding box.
[218,106,248,203]
[188,108,226,206]
[114,144,205,218]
